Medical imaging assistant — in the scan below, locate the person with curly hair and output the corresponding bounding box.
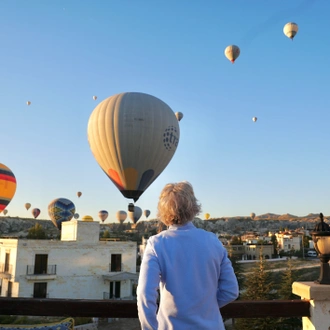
[137,181,239,329]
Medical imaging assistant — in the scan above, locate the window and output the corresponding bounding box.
[33,282,47,298]
[4,253,10,272]
[34,254,48,274]
[109,281,120,299]
[110,254,121,272]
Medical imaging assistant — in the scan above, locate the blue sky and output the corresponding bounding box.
[1,0,330,224]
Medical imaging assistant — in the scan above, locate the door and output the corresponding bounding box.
[33,283,47,298]
[34,254,48,274]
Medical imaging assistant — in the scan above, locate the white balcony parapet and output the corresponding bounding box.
[292,281,330,330]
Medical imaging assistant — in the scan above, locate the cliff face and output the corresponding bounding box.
[0,217,59,237]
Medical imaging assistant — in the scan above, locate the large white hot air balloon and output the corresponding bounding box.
[87,92,180,202]
[283,22,298,40]
[224,45,240,63]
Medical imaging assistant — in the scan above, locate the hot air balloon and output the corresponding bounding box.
[0,163,17,214]
[74,213,79,219]
[87,92,180,202]
[98,210,109,223]
[48,198,75,230]
[116,210,127,224]
[224,45,240,63]
[283,22,298,40]
[143,209,151,219]
[252,117,257,122]
[250,212,256,220]
[128,206,142,224]
[77,191,82,198]
[204,213,210,220]
[3,209,8,215]
[26,101,31,106]
[175,112,183,122]
[82,215,93,222]
[32,208,40,219]
[25,203,31,210]
[93,96,97,100]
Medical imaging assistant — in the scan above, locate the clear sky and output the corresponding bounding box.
[1,0,330,224]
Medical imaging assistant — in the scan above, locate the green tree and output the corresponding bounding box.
[275,259,302,329]
[231,236,242,245]
[271,234,279,257]
[234,253,277,330]
[102,230,111,238]
[27,223,47,239]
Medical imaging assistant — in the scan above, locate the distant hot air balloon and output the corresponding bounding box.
[82,215,93,222]
[32,208,40,219]
[143,209,151,219]
[93,96,97,100]
[48,198,75,230]
[252,117,257,122]
[128,206,142,224]
[87,92,180,202]
[26,101,31,106]
[116,210,127,224]
[77,191,82,198]
[204,213,210,220]
[3,209,8,215]
[74,213,79,219]
[175,112,183,122]
[25,203,31,210]
[283,22,298,40]
[98,210,109,223]
[224,45,240,63]
[250,212,256,220]
[0,163,17,214]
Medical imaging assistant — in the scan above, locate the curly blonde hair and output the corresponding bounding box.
[157,181,202,226]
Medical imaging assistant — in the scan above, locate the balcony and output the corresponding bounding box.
[0,281,327,329]
[0,263,13,279]
[26,265,57,281]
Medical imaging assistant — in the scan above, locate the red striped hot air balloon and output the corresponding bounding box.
[0,163,17,214]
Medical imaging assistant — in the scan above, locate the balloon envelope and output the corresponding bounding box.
[32,208,40,219]
[48,198,75,230]
[3,209,8,215]
[93,96,97,100]
[98,210,109,223]
[116,210,127,224]
[143,209,151,218]
[252,117,257,122]
[175,112,183,122]
[224,45,240,63]
[0,163,17,214]
[25,203,31,210]
[128,206,142,224]
[283,22,298,40]
[87,92,180,202]
[26,101,31,106]
[74,213,79,219]
[204,213,210,220]
[77,191,82,198]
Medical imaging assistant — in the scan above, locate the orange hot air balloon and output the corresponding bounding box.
[0,163,17,214]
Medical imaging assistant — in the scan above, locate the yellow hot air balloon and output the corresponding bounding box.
[0,163,17,214]
[87,92,180,202]
[25,203,31,210]
[224,45,240,63]
[77,191,82,198]
[283,22,298,40]
[82,215,93,222]
[175,112,183,122]
[204,213,210,220]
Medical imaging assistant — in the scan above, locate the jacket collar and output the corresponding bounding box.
[168,221,195,230]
